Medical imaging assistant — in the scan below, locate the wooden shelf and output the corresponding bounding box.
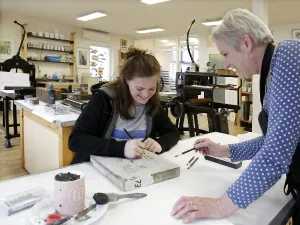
[216,74,239,78]
[240,119,252,124]
[36,77,74,82]
[216,87,239,91]
[182,72,238,78]
[27,58,74,65]
[64,77,74,81]
[27,33,74,44]
[26,46,73,54]
[242,92,252,96]
[183,85,239,91]
[22,26,77,86]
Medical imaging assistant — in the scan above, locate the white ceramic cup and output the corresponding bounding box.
[53,171,85,216]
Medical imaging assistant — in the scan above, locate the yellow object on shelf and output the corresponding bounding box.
[216,69,238,76]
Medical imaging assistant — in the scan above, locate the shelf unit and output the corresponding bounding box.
[241,92,252,96]
[238,78,253,126]
[176,71,242,126]
[177,72,240,99]
[21,24,77,83]
[27,58,74,65]
[26,46,74,54]
[26,33,74,43]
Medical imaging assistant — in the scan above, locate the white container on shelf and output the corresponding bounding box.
[44,32,49,38]
[59,34,64,40]
[50,33,54,38]
[54,30,59,39]
[38,31,43,37]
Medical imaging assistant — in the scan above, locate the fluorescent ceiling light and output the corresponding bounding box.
[160,40,168,43]
[180,38,199,44]
[202,20,223,26]
[141,0,169,5]
[77,12,107,21]
[136,28,165,34]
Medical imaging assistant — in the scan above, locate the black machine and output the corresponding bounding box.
[0,20,36,86]
[186,19,200,72]
[169,19,240,137]
[0,20,36,148]
[4,86,36,96]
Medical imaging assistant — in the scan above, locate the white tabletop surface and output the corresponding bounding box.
[0,90,16,98]
[0,90,15,94]
[15,100,79,127]
[159,91,177,97]
[0,132,291,225]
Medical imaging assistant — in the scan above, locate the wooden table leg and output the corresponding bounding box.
[13,101,18,135]
[4,97,12,148]
[58,126,75,167]
[20,108,24,169]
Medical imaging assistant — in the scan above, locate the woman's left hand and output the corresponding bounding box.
[170,193,239,224]
[143,138,162,153]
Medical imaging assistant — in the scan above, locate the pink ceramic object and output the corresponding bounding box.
[53,171,85,216]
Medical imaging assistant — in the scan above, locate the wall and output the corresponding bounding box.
[270,23,300,44]
[0,12,133,83]
[134,39,154,52]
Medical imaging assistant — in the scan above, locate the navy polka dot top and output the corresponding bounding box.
[227,40,300,208]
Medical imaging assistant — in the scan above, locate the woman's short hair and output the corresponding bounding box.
[104,47,161,120]
[212,8,274,49]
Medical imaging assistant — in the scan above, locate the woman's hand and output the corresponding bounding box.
[170,193,239,224]
[194,138,230,158]
[124,140,145,158]
[143,138,162,153]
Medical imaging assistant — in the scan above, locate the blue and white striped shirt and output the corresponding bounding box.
[111,104,147,141]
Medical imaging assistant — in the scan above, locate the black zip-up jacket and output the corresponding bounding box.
[69,88,180,164]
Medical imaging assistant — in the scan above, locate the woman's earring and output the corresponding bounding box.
[246,53,253,60]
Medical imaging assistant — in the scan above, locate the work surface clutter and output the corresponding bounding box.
[0,132,291,225]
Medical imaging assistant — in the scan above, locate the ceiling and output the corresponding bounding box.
[1,0,300,39]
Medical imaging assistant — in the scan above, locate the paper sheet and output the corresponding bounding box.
[0,72,30,89]
[32,110,55,123]
[1,90,15,94]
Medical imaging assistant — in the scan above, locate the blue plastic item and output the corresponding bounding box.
[52,73,58,80]
[44,56,61,62]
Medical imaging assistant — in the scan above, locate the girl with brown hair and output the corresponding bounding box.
[69,47,180,164]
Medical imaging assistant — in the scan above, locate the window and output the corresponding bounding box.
[89,46,110,81]
[151,36,200,90]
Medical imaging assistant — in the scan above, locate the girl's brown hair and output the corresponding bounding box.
[104,47,161,119]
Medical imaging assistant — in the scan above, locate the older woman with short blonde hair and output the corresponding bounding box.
[171,8,300,224]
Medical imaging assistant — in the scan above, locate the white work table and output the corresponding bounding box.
[15,100,79,174]
[15,100,79,127]
[0,133,291,225]
[159,91,177,97]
